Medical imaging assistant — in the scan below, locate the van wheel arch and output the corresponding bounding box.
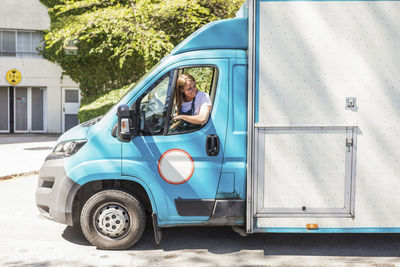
[72,179,153,227]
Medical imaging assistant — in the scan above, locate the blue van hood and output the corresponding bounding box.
[58,124,90,143]
[57,116,103,143]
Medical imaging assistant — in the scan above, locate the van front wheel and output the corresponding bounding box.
[80,189,146,250]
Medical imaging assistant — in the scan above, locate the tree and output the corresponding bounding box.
[39,0,244,96]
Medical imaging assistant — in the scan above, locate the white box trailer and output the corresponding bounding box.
[247,0,400,233]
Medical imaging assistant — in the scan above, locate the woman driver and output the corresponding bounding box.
[173,73,212,125]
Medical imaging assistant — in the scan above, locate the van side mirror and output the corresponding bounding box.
[117,104,132,142]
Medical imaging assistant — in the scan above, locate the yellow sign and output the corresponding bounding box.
[6,69,22,85]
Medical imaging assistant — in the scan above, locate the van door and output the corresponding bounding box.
[122,59,229,222]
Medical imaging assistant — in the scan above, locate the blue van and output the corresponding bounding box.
[37,0,400,249]
[36,15,248,249]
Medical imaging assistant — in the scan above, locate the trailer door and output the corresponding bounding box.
[253,126,356,217]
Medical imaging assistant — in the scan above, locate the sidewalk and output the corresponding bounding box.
[0,134,60,179]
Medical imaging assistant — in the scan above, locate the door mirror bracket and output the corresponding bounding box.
[129,104,139,137]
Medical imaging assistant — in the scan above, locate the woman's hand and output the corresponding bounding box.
[172,115,183,121]
[171,105,211,125]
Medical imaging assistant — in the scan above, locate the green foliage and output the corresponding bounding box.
[78,84,130,122]
[39,0,63,8]
[40,0,244,96]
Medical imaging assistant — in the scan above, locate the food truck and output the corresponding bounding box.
[36,0,400,249]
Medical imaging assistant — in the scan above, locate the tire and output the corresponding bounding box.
[80,189,146,250]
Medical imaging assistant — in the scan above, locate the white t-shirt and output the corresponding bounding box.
[181,91,212,115]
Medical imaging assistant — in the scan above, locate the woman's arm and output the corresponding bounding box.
[173,104,211,125]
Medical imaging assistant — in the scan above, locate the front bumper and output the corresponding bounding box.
[35,157,81,226]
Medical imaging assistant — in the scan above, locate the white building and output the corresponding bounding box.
[0,0,80,133]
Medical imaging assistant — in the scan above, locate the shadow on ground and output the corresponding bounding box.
[62,226,91,246]
[62,222,400,257]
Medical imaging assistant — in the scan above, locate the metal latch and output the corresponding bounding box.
[346,138,353,152]
[346,97,357,110]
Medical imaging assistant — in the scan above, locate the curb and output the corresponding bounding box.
[0,170,39,182]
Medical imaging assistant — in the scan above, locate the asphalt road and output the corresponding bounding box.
[1,175,400,266]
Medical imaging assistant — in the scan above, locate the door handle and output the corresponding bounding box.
[206,134,219,156]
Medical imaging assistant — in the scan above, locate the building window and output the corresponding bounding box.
[0,30,42,58]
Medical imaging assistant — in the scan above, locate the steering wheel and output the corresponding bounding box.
[168,119,184,133]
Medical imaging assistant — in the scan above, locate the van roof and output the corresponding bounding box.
[171,17,248,55]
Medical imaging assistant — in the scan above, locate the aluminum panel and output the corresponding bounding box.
[64,114,78,131]
[31,87,44,131]
[257,1,400,127]
[255,126,355,217]
[15,87,27,131]
[247,0,257,233]
[262,128,346,209]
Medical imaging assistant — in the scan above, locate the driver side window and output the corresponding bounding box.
[136,66,217,136]
[138,72,172,135]
[168,66,217,134]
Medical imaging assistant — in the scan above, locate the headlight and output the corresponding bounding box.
[53,140,87,157]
